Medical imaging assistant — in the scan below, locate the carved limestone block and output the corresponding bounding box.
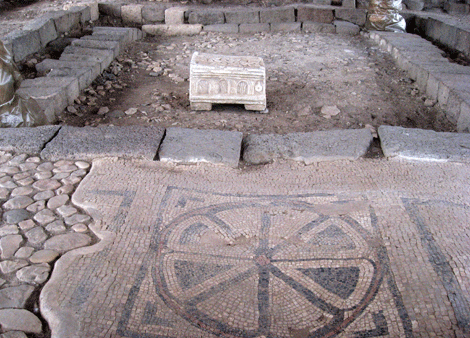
[189,52,266,111]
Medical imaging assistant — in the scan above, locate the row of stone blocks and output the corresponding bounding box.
[143,20,360,36]
[1,3,99,62]
[369,31,470,133]
[2,125,469,168]
[99,3,366,27]
[15,27,142,124]
[413,14,470,60]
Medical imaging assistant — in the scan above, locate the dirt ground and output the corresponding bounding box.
[57,31,455,134]
[1,0,457,135]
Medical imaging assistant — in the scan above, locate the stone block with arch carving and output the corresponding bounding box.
[189,52,266,111]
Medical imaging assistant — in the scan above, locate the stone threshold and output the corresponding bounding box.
[1,125,470,168]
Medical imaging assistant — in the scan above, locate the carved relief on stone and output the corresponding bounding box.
[189,52,266,111]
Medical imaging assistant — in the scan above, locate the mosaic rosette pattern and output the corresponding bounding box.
[119,188,411,338]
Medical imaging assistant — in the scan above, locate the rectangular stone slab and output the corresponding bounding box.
[0,126,60,154]
[189,52,266,111]
[41,126,165,161]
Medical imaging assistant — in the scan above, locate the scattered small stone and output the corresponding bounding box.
[125,107,138,116]
[15,247,35,259]
[33,210,56,225]
[29,250,59,264]
[320,105,341,119]
[25,227,48,245]
[0,309,42,334]
[16,263,51,284]
[365,124,378,138]
[107,110,126,118]
[98,107,110,115]
[424,99,436,107]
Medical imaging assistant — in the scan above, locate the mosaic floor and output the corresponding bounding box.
[41,158,470,338]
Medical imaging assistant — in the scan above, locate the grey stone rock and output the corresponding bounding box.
[22,17,58,47]
[33,210,56,226]
[0,126,60,155]
[0,285,35,309]
[33,191,55,202]
[36,59,101,83]
[0,187,8,200]
[0,260,28,274]
[18,220,35,231]
[0,309,42,333]
[259,7,295,23]
[21,77,79,106]
[47,67,93,91]
[14,247,35,259]
[71,39,121,58]
[378,126,470,162]
[122,4,143,25]
[3,196,34,210]
[239,23,270,33]
[0,330,28,338]
[98,2,122,17]
[165,7,186,25]
[297,5,334,23]
[0,225,19,236]
[44,233,92,253]
[334,21,360,35]
[11,187,34,197]
[16,263,50,284]
[45,220,67,234]
[61,46,114,73]
[93,26,142,43]
[56,205,77,218]
[2,30,41,62]
[142,4,167,24]
[26,201,46,213]
[159,128,243,168]
[42,10,81,34]
[334,8,367,26]
[243,129,373,165]
[25,227,48,245]
[16,86,67,122]
[224,9,259,24]
[0,235,23,259]
[33,179,61,191]
[29,250,59,264]
[47,195,69,209]
[64,214,90,226]
[270,23,301,32]
[188,10,225,25]
[203,24,239,33]
[41,126,165,161]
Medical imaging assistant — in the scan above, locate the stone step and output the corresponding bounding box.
[41,126,165,161]
[71,39,121,58]
[61,45,114,72]
[15,86,68,123]
[36,59,101,82]
[20,77,79,106]
[158,127,243,168]
[378,126,470,162]
[243,129,373,165]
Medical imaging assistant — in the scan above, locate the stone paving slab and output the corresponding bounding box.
[158,127,243,168]
[40,126,165,161]
[40,158,470,338]
[378,126,470,162]
[0,126,60,154]
[243,129,373,165]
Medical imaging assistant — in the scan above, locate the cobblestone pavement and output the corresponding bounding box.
[40,157,470,338]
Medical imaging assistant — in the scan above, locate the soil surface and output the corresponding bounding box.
[59,31,455,134]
